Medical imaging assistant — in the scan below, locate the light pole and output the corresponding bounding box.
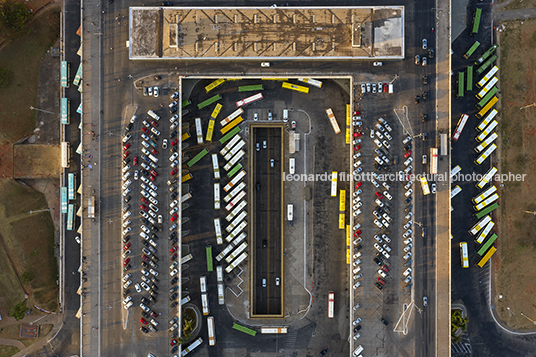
[520,312,536,325]
[29,208,53,214]
[29,106,55,115]
[520,210,536,216]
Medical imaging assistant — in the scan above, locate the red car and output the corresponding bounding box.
[123,143,131,150]
[404,150,412,158]
[353,111,361,116]
[170,253,177,260]
[140,204,148,212]
[383,83,388,92]
[170,140,178,146]
[353,132,361,137]
[382,265,389,273]
[124,242,131,250]
[150,175,157,182]
[150,148,159,155]
[354,230,362,236]
[150,311,159,318]
[169,246,178,253]
[141,197,149,204]
[377,278,386,285]
[142,127,149,133]
[123,258,130,266]
[170,214,178,222]
[170,339,177,346]
[150,120,158,127]
[375,191,384,199]
[142,255,150,262]
[122,151,130,159]
[355,181,362,188]
[140,318,148,325]
[354,145,362,151]
[150,169,158,177]
[133,156,138,166]
[170,169,177,176]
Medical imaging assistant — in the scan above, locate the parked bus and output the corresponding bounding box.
[460,242,470,268]
[216,243,234,262]
[420,176,431,195]
[199,276,207,293]
[214,218,223,244]
[474,202,499,219]
[182,132,191,142]
[209,155,220,180]
[180,295,191,305]
[219,126,241,144]
[475,44,498,66]
[464,41,481,59]
[181,253,193,265]
[238,84,263,92]
[451,165,462,179]
[206,119,215,142]
[282,82,310,94]
[182,173,193,183]
[223,170,246,192]
[67,204,75,230]
[451,185,462,199]
[475,143,497,165]
[227,164,242,178]
[187,148,209,168]
[61,61,70,87]
[475,96,498,119]
[214,183,221,210]
[181,337,203,356]
[475,132,498,152]
[198,94,222,110]
[206,246,214,271]
[328,291,335,318]
[298,78,323,88]
[477,167,497,189]
[452,114,469,141]
[224,140,245,161]
[331,171,338,197]
[220,108,244,127]
[477,109,498,131]
[195,117,203,144]
[477,66,499,87]
[471,8,482,36]
[220,135,242,156]
[236,93,263,108]
[211,103,223,119]
[477,233,498,256]
[476,55,498,75]
[457,71,464,98]
[61,98,70,125]
[207,316,216,346]
[232,323,257,336]
[224,183,247,204]
[261,327,288,334]
[61,141,71,168]
[325,108,341,134]
[182,99,191,108]
[469,215,492,235]
[430,148,438,175]
[477,246,496,268]
[467,65,474,92]
[224,150,245,171]
[225,252,248,273]
[225,242,248,263]
[217,266,223,283]
[476,77,498,99]
[476,120,498,141]
[226,212,247,233]
[476,87,499,109]
[73,63,82,87]
[221,116,243,135]
[68,173,76,200]
[473,186,497,204]
[474,193,499,211]
[205,78,225,93]
[61,187,68,213]
[476,221,495,243]
[225,191,246,211]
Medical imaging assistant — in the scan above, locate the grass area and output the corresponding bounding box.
[0,180,58,312]
[503,0,536,10]
[0,6,60,145]
[0,346,19,357]
[494,18,536,330]
[0,324,52,348]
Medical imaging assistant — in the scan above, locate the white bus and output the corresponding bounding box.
[261,327,288,334]
[476,221,495,244]
[226,211,247,233]
[229,232,246,246]
[225,252,248,273]
[217,283,225,305]
[289,158,295,175]
[200,276,207,293]
[226,221,247,242]
[477,167,497,189]
[475,132,498,152]
[476,77,498,99]
[61,142,71,168]
[181,253,193,264]
[225,191,246,211]
[220,108,244,127]
[477,66,499,88]
[473,186,497,204]
[430,148,438,175]
[214,183,221,210]
[451,185,462,199]
[451,165,462,179]
[181,337,203,356]
[214,218,223,244]
[474,193,499,211]
[331,171,338,197]
[476,120,498,142]
[475,144,497,165]
[460,242,469,268]
[201,293,209,315]
[477,109,498,131]
[226,200,247,221]
[195,117,203,144]
[180,295,191,305]
[223,170,246,192]
[325,108,341,134]
[147,110,160,120]
[220,134,242,156]
[328,291,335,318]
[212,154,220,179]
[181,192,193,203]
[216,243,235,262]
[224,150,245,171]
[298,78,323,88]
[469,215,492,235]
[216,266,223,283]
[224,140,245,161]
[207,316,216,346]
[224,182,247,203]
[225,242,248,263]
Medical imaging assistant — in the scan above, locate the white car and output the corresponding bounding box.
[122,133,132,143]
[75,236,81,244]
[373,243,383,253]
[382,213,391,223]
[169,152,179,162]
[361,84,366,94]
[147,210,157,218]
[141,133,150,141]
[374,235,383,243]
[352,203,362,210]
[170,268,178,276]
[383,191,393,200]
[353,160,362,168]
[261,62,270,67]
[123,280,132,289]
[162,139,168,149]
[150,127,160,136]
[384,132,392,140]
[141,225,151,234]
[371,178,380,188]
[384,123,393,132]
[404,238,413,245]
[170,121,179,130]
[375,198,384,207]
[382,234,391,243]
[374,139,383,148]
[382,219,390,228]
[374,220,383,229]
[149,269,158,276]
[404,181,413,190]
[383,244,391,253]
[366,83,371,92]
[153,86,159,97]
[123,211,132,220]
[378,269,387,278]
[422,155,427,164]
[403,229,413,238]
[403,136,412,144]
[404,244,413,252]
[134,170,139,180]
[353,209,362,217]
[405,189,413,197]
[431,183,437,193]
[370,129,375,138]
[382,140,391,149]
[404,157,413,166]
[382,251,390,259]
[405,212,413,220]
[404,221,413,230]
[382,182,390,190]
[404,276,412,284]
[124,301,133,310]
[122,273,132,282]
[149,196,158,205]
[404,268,412,277]
[141,176,149,184]
[403,252,412,260]
[373,61,383,66]
[141,268,150,277]
[423,297,428,306]
[374,156,384,165]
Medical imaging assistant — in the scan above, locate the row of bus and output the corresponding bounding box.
[457,43,498,102]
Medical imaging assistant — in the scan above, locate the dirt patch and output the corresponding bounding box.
[494,19,536,329]
[13,144,60,179]
[502,0,536,10]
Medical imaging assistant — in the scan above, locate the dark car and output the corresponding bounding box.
[405,204,413,212]
[354,244,362,251]
[170,277,178,285]
[354,324,362,331]
[170,130,178,138]
[422,114,428,122]
[171,346,178,354]
[162,1,173,6]
[262,239,267,248]
[422,227,427,238]
[169,231,177,239]
[170,285,179,293]
[123,264,131,271]
[415,95,420,104]
[170,191,179,200]
[373,257,382,266]
[170,301,178,308]
[422,91,428,100]
[422,75,428,85]
[375,282,384,290]
[123,195,131,204]
[140,327,149,334]
[122,235,131,243]
[428,48,435,59]
[169,106,177,114]
[170,292,178,301]
[256,182,261,190]
[320,350,328,356]
[381,317,389,325]
[405,197,413,204]
[422,133,427,141]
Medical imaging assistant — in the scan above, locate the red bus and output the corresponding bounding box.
[453,114,469,141]
[328,292,334,318]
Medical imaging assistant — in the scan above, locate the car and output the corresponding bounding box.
[428,47,435,59]
[422,38,428,49]
[153,86,159,97]
[366,83,371,92]
[122,151,130,159]
[431,183,437,193]
[422,75,428,85]
[422,56,427,66]
[374,139,382,148]
[378,269,387,278]
[414,55,420,65]
[375,191,384,199]
[142,127,150,134]
[170,214,178,222]
[423,297,428,306]
[361,83,366,94]
[123,258,130,266]
[170,268,178,276]
[405,188,413,197]
[375,282,384,290]
[404,150,412,159]
[415,95,420,104]
[422,91,428,100]
[377,278,386,286]
[374,220,383,229]
[372,83,377,93]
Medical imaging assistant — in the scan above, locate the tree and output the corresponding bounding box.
[0,1,32,31]
[10,300,27,320]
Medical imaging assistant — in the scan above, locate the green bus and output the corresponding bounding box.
[206,246,213,271]
[232,323,257,336]
[474,202,499,219]
[197,94,222,110]
[466,66,474,92]
[457,72,465,99]
[476,55,498,75]
[475,44,498,66]
[464,41,481,59]
[238,84,264,92]
[471,8,482,36]
[477,233,498,256]
[219,127,241,144]
[476,87,499,109]
[182,99,191,108]
[227,163,242,178]
[187,148,209,168]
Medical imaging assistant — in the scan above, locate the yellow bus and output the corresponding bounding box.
[339,189,346,211]
[182,173,193,183]
[460,242,469,268]
[211,103,223,119]
[205,78,225,93]
[477,246,496,268]
[220,116,243,135]
[282,82,309,94]
[206,120,215,142]
[475,96,498,119]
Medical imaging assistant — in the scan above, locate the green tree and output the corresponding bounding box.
[10,300,27,320]
[0,1,32,31]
